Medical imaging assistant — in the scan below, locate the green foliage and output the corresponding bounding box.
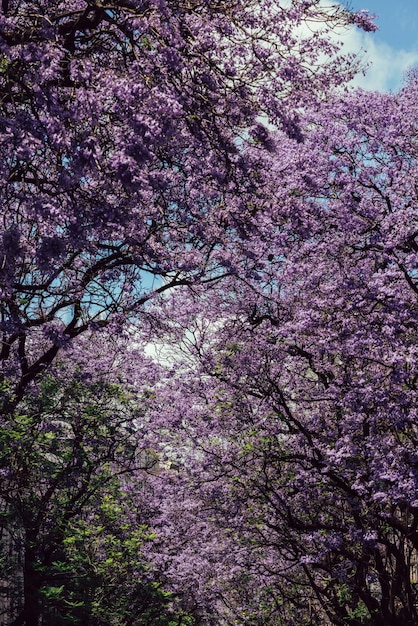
[39,485,178,625]
[0,358,194,626]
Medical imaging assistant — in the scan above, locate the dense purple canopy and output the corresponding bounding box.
[144,76,418,625]
[3,2,406,625]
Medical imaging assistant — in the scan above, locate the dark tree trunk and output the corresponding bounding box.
[10,533,42,626]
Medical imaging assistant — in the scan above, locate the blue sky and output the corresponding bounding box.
[350,0,418,51]
[344,0,418,91]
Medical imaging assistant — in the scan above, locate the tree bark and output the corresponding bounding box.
[9,532,41,626]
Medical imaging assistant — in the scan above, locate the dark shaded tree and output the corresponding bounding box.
[0,331,197,625]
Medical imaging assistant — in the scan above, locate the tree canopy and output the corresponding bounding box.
[3,1,415,626]
[143,75,418,625]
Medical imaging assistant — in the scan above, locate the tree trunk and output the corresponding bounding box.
[10,533,42,626]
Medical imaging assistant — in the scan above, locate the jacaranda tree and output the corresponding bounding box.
[0,0,379,624]
[0,0,373,412]
[142,75,418,625]
[0,331,193,625]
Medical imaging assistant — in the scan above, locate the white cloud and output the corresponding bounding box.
[341,27,418,92]
[289,1,418,93]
